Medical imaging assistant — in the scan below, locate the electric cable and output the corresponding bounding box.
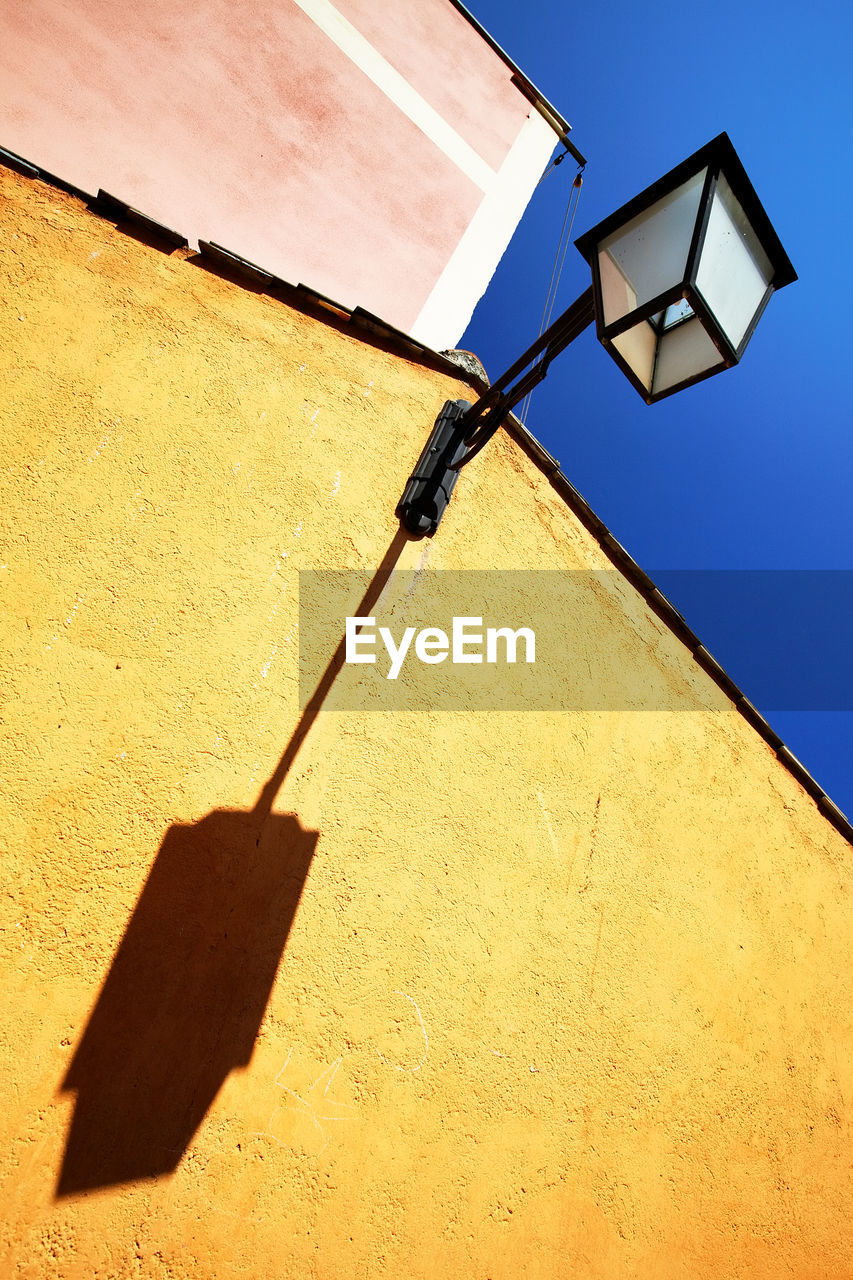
[519,167,584,426]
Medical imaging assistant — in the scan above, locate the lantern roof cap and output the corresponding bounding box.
[576,132,796,290]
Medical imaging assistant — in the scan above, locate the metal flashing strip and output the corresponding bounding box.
[294,283,352,319]
[643,589,702,650]
[0,145,93,202]
[736,698,784,751]
[93,190,188,248]
[693,645,743,703]
[0,145,38,179]
[2,146,847,844]
[197,241,274,285]
[818,794,850,839]
[776,746,826,802]
[349,306,439,357]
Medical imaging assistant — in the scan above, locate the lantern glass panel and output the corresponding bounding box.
[611,322,656,391]
[598,169,706,326]
[651,317,725,396]
[695,174,774,348]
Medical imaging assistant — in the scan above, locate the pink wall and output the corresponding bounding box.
[0,0,559,343]
[331,0,524,170]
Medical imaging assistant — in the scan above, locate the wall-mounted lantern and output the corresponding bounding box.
[397,132,796,537]
[575,132,797,404]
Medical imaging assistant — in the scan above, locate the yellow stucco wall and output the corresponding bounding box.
[1,166,850,1279]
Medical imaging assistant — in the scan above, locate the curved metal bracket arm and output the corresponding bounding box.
[396,285,595,537]
[452,284,595,470]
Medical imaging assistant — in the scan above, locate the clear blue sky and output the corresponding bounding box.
[461,0,853,818]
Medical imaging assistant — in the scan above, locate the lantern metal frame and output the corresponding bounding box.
[574,131,797,404]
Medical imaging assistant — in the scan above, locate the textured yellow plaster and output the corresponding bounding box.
[0,168,850,1279]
